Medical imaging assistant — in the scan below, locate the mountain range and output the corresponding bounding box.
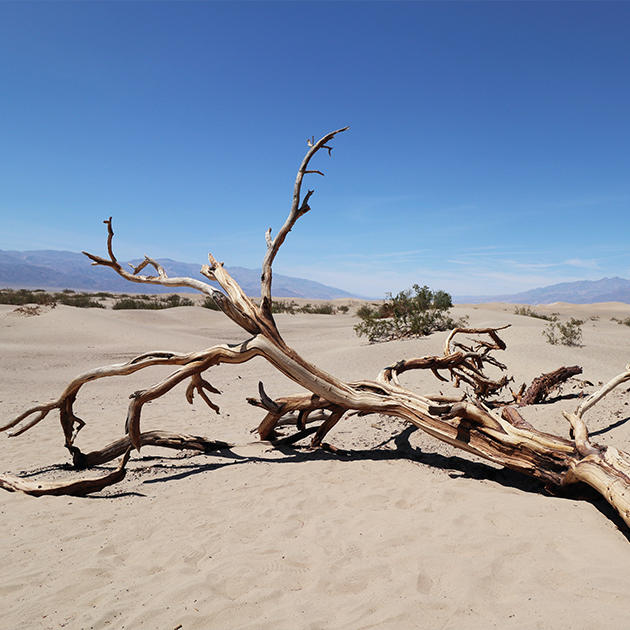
[3,250,630,304]
[0,250,358,300]
[455,277,630,305]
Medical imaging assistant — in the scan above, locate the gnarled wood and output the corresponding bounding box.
[519,365,583,406]
[2,129,630,536]
[69,432,232,469]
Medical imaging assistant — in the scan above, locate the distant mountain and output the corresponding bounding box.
[0,250,359,300]
[455,277,630,305]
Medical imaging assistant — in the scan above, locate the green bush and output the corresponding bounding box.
[164,294,194,307]
[542,318,585,347]
[354,285,465,343]
[611,317,630,327]
[271,300,338,315]
[0,289,53,305]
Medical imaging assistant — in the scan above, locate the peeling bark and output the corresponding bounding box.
[519,365,583,406]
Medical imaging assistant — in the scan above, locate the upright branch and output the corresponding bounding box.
[259,126,349,319]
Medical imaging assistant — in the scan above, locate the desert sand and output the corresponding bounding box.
[2,299,630,629]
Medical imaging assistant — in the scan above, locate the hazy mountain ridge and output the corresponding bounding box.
[455,277,630,305]
[0,250,359,300]
[4,250,629,304]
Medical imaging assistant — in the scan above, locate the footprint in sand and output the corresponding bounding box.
[416,571,434,594]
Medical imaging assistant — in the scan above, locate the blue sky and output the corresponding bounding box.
[1,2,629,298]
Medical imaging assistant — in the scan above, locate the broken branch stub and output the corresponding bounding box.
[2,130,630,537]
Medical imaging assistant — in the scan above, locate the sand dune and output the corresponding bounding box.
[2,301,630,629]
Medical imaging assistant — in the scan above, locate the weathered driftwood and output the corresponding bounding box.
[0,449,131,497]
[519,365,584,406]
[69,432,232,469]
[2,127,630,531]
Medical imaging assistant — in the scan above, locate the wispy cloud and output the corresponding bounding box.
[323,249,429,262]
[564,258,601,269]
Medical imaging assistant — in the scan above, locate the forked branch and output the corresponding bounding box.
[83,218,218,297]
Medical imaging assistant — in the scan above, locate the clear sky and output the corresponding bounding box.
[1,1,629,298]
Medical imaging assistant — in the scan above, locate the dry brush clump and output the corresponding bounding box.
[513,305,586,347]
[543,317,585,347]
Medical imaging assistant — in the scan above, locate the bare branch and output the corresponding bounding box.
[260,127,349,316]
[185,374,221,414]
[575,364,630,419]
[83,218,220,298]
[1,342,260,447]
[69,432,231,469]
[0,449,131,497]
[378,328,511,399]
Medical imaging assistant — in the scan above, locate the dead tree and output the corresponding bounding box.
[2,127,630,533]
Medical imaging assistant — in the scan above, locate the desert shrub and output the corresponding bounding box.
[337,305,349,314]
[356,304,378,319]
[542,318,585,347]
[201,296,221,310]
[611,317,630,327]
[113,297,166,310]
[113,293,194,310]
[353,306,394,342]
[300,302,335,314]
[513,305,555,321]
[164,294,194,307]
[53,291,105,308]
[354,284,465,343]
[0,289,55,305]
[271,300,342,315]
[272,300,299,314]
[0,288,105,308]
